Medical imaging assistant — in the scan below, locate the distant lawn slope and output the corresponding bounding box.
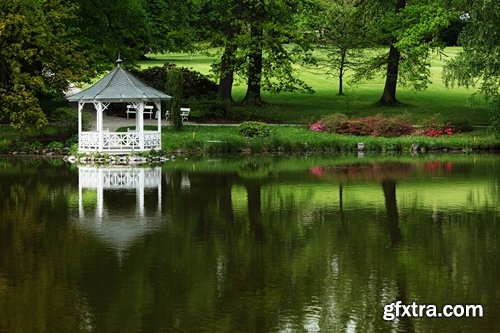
[143,47,489,125]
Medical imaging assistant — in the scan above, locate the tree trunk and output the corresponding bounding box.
[246,181,263,241]
[219,175,234,225]
[243,23,263,105]
[338,49,347,96]
[382,179,401,247]
[379,0,406,106]
[218,43,237,115]
[379,44,401,105]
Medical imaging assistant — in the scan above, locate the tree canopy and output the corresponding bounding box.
[443,0,500,130]
[0,0,93,128]
[1,0,498,128]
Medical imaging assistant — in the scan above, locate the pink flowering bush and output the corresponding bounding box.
[309,121,324,132]
[309,114,413,137]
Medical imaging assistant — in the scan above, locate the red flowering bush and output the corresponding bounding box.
[309,114,413,137]
[425,127,454,137]
[425,129,443,137]
[419,114,459,137]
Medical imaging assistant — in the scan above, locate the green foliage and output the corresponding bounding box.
[446,118,473,133]
[76,0,150,65]
[145,0,199,53]
[420,114,473,134]
[306,0,372,95]
[165,68,184,131]
[203,0,314,101]
[443,0,500,131]
[352,1,453,100]
[0,0,93,129]
[238,121,271,138]
[46,141,64,150]
[490,98,500,135]
[320,113,350,133]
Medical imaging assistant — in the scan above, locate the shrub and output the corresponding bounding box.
[421,114,446,130]
[447,118,473,133]
[129,64,217,100]
[320,113,349,133]
[238,121,271,138]
[46,141,64,149]
[368,115,413,137]
[313,114,413,137]
[309,121,324,132]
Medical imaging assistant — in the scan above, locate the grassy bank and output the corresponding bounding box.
[143,47,491,125]
[160,125,500,155]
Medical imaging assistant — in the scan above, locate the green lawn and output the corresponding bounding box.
[143,47,490,125]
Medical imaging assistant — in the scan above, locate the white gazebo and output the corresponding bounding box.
[67,59,171,153]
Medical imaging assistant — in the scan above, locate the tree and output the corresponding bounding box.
[200,0,245,114]
[308,0,372,95]
[443,0,500,131]
[144,0,200,54]
[75,0,150,66]
[355,0,452,105]
[202,0,313,107]
[0,0,93,128]
[165,68,184,131]
[240,0,314,105]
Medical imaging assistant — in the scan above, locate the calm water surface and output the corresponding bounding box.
[0,154,499,333]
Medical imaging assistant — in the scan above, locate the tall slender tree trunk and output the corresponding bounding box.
[246,181,263,241]
[382,179,401,246]
[338,49,347,96]
[379,0,406,106]
[218,43,237,115]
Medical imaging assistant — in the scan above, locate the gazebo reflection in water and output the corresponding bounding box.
[76,166,163,253]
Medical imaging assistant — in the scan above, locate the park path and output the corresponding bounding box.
[86,112,277,131]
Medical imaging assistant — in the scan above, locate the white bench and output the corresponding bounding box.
[126,105,154,119]
[165,107,190,122]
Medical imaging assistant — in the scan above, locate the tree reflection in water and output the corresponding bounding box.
[0,156,498,332]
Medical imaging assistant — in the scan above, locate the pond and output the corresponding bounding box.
[0,154,498,332]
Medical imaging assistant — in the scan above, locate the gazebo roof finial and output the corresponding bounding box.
[116,53,123,66]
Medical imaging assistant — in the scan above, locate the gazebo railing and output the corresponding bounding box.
[79,131,161,152]
[79,166,162,189]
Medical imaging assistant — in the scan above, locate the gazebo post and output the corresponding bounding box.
[78,101,84,151]
[155,101,162,133]
[94,101,104,151]
[78,102,84,134]
[138,102,145,150]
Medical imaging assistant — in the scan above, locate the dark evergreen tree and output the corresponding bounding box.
[165,68,184,131]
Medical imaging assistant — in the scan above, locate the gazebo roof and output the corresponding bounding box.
[67,61,171,102]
